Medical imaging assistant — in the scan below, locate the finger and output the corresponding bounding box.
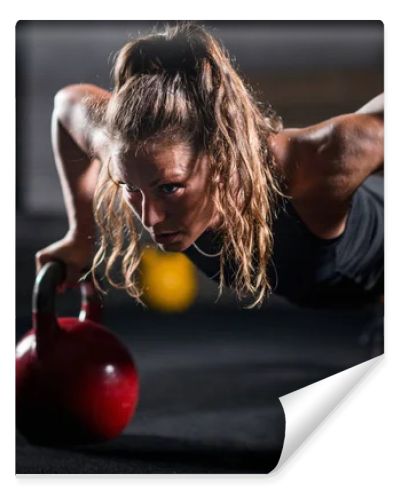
[35,252,52,275]
[35,253,44,274]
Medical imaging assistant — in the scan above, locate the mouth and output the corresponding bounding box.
[153,231,182,244]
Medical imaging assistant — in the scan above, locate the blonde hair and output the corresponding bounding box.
[91,22,283,308]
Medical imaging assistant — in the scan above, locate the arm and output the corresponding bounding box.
[52,84,109,239]
[274,94,384,238]
[290,93,384,200]
[355,93,384,116]
[36,84,110,286]
[353,93,384,173]
[339,92,384,175]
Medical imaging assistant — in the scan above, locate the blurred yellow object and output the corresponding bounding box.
[139,247,198,312]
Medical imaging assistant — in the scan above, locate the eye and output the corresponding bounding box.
[159,184,183,195]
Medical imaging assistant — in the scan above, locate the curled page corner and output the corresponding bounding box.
[273,354,383,472]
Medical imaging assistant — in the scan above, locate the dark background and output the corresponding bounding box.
[16,20,383,215]
[15,21,384,473]
[16,20,383,310]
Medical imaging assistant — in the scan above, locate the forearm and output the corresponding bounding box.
[355,93,384,116]
[51,109,99,239]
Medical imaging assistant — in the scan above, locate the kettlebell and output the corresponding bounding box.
[16,261,139,446]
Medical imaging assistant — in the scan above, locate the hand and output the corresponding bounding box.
[35,231,95,293]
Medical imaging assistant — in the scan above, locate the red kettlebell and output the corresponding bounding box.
[16,261,139,446]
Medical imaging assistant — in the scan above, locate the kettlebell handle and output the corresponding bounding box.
[32,261,103,357]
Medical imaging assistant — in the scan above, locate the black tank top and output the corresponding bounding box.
[183,174,384,307]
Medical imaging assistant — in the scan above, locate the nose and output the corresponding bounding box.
[141,194,165,230]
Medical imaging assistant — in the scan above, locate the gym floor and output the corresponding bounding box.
[15,215,383,474]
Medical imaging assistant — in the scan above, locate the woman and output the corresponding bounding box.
[35,22,384,309]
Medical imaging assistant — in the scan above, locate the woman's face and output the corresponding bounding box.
[112,141,219,252]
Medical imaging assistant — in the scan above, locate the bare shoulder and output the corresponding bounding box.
[53,83,111,159]
[291,112,383,198]
[269,108,383,239]
[272,110,383,194]
[268,127,306,196]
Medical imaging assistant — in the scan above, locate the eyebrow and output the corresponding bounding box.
[117,177,166,187]
[118,173,186,189]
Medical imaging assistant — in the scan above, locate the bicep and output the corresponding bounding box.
[295,112,383,200]
[335,112,384,180]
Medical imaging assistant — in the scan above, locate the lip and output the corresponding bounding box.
[154,231,182,244]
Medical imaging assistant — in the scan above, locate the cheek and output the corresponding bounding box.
[178,188,214,223]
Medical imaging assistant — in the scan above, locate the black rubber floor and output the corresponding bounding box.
[16,303,383,474]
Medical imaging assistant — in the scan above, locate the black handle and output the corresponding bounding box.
[32,261,103,358]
